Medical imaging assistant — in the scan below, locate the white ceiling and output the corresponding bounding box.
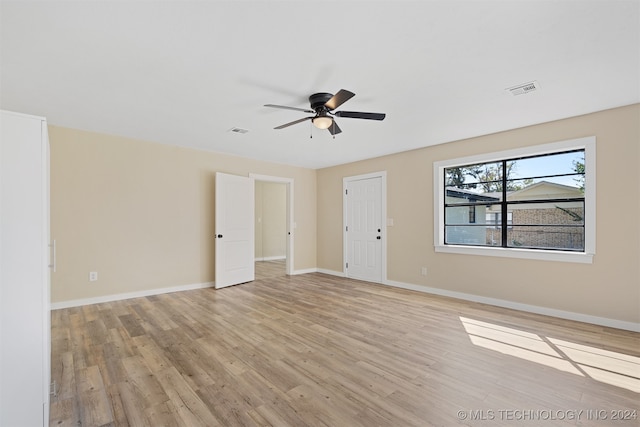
[1,1,639,169]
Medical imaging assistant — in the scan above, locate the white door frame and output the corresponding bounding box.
[343,171,387,283]
[250,173,294,276]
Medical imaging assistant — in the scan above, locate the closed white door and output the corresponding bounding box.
[215,172,255,289]
[345,176,383,282]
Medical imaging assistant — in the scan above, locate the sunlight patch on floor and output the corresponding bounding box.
[460,317,640,393]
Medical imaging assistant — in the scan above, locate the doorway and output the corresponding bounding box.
[250,174,294,279]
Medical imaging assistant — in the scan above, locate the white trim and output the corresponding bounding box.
[292,268,319,275]
[343,171,387,282]
[41,118,51,425]
[317,268,638,332]
[433,136,596,263]
[0,109,46,121]
[249,173,294,276]
[383,279,639,333]
[255,256,286,262]
[51,281,215,310]
[316,268,345,277]
[434,245,594,263]
[50,269,639,332]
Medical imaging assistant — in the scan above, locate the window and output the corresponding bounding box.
[434,137,595,263]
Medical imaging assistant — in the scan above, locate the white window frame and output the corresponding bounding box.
[434,136,596,264]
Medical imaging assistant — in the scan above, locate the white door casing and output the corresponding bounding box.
[344,172,386,283]
[215,172,255,289]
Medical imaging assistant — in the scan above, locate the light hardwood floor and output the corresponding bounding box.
[50,269,639,426]
[254,259,287,281]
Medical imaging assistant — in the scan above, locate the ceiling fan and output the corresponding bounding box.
[264,89,386,136]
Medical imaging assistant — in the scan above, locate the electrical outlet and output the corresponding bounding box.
[421,267,428,276]
[89,271,98,282]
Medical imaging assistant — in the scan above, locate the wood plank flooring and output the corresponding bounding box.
[254,259,286,281]
[50,266,639,426]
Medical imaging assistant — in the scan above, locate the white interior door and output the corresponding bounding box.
[215,172,255,289]
[0,111,50,426]
[345,175,384,282]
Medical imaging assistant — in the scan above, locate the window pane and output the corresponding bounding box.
[509,151,585,180]
[445,188,502,205]
[506,201,585,250]
[445,162,503,191]
[506,178,584,200]
[507,226,584,251]
[446,205,495,225]
[446,206,473,225]
[445,225,492,246]
[509,202,584,226]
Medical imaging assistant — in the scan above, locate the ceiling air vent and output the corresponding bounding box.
[229,127,249,134]
[506,81,539,96]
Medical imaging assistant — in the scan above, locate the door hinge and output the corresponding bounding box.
[346,262,348,269]
[345,189,348,195]
[50,380,58,397]
[48,239,56,272]
[346,226,348,232]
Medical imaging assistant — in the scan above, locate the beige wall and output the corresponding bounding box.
[255,181,287,260]
[317,104,640,324]
[50,127,316,303]
[50,105,639,325]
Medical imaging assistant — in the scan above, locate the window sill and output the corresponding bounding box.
[435,244,594,264]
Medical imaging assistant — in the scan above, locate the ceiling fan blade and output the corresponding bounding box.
[334,111,386,121]
[274,116,312,129]
[324,89,355,111]
[327,120,342,135]
[264,104,314,114]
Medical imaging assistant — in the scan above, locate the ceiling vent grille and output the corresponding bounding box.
[507,81,539,96]
[229,127,249,134]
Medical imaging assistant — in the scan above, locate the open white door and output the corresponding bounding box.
[215,172,255,289]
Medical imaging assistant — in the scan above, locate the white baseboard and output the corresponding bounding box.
[51,281,215,310]
[51,271,639,333]
[316,270,639,332]
[255,256,286,262]
[292,267,319,275]
[316,268,345,277]
[383,279,639,333]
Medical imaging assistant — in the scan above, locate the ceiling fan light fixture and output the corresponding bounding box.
[266,89,385,135]
[312,116,333,130]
